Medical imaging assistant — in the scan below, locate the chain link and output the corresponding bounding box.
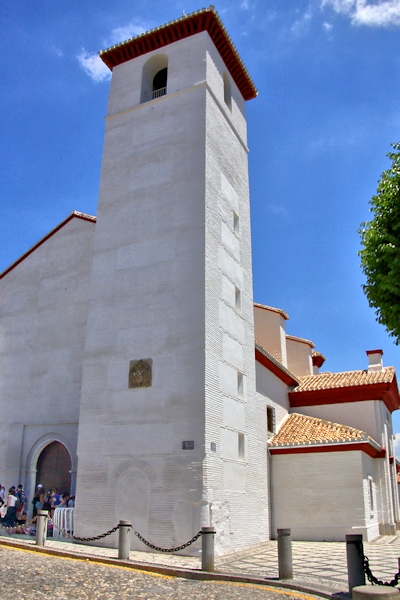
[46,516,202,551]
[357,540,400,587]
[48,516,120,542]
[134,530,202,553]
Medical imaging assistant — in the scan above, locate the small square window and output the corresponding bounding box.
[238,432,245,461]
[267,406,275,434]
[235,286,241,312]
[233,211,239,234]
[237,371,244,399]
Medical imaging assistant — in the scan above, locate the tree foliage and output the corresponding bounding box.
[359,143,400,344]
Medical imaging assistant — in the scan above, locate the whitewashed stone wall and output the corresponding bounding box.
[0,217,95,498]
[271,450,379,541]
[296,400,388,445]
[202,35,269,554]
[75,31,268,554]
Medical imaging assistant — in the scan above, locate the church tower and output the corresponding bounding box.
[75,6,269,554]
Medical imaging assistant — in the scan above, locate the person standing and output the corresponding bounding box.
[1,488,18,528]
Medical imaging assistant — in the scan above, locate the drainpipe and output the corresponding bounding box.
[268,448,275,539]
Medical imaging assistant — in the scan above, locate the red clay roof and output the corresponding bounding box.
[269,413,385,458]
[286,334,315,348]
[253,303,289,320]
[255,342,299,387]
[99,6,257,101]
[292,367,395,393]
[270,413,371,446]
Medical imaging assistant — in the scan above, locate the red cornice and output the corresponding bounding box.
[289,376,400,413]
[270,442,386,459]
[255,348,298,387]
[99,8,257,101]
[0,212,96,280]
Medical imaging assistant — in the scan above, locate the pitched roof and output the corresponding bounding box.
[255,342,299,387]
[286,334,315,348]
[0,211,96,279]
[291,367,395,393]
[253,303,289,320]
[269,413,371,446]
[99,6,257,101]
[268,413,385,459]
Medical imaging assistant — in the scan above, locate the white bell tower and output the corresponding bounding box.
[75,6,269,554]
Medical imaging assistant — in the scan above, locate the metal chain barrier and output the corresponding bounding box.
[48,516,120,542]
[134,530,202,553]
[47,516,202,552]
[357,540,400,587]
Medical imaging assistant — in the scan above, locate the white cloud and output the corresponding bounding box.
[291,6,313,34]
[77,51,111,82]
[107,23,146,46]
[77,21,147,83]
[322,0,400,27]
[241,0,250,9]
[323,20,333,30]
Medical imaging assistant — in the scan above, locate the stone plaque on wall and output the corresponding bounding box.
[129,359,152,388]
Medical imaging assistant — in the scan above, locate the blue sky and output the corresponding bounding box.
[2,1,400,432]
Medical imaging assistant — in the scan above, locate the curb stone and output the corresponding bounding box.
[0,537,348,599]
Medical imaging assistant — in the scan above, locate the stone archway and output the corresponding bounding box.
[35,441,71,494]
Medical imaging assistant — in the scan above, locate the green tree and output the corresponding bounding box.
[359,142,400,344]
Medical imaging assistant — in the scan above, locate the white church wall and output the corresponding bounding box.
[286,336,313,377]
[255,362,290,432]
[361,452,380,540]
[295,401,384,444]
[0,217,95,496]
[202,33,269,555]
[253,306,288,368]
[271,450,378,541]
[75,33,212,551]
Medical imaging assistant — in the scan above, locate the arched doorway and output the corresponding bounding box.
[35,441,71,494]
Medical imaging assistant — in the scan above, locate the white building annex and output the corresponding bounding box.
[1,6,399,553]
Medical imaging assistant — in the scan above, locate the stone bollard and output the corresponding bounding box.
[346,534,366,592]
[277,528,293,579]
[352,585,400,600]
[201,526,216,572]
[118,520,132,560]
[36,510,49,547]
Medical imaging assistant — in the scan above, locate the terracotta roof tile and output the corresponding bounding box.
[253,303,289,320]
[269,413,375,446]
[286,334,315,348]
[291,367,395,393]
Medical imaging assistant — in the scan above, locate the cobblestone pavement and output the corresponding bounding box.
[1,531,399,597]
[0,546,321,600]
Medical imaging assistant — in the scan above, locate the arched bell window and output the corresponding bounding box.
[152,68,167,99]
[141,54,168,103]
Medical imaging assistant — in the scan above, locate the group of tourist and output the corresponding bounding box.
[0,483,75,532]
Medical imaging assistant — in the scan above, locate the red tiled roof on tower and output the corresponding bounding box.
[99,6,257,101]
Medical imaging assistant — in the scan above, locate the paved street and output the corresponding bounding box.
[0,546,319,600]
[1,532,399,598]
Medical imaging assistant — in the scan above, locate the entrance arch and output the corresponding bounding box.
[35,441,71,494]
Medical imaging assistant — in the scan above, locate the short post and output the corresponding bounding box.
[277,528,293,579]
[36,510,49,547]
[346,534,366,593]
[118,520,132,560]
[201,526,216,572]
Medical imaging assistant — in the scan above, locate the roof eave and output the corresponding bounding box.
[99,7,257,101]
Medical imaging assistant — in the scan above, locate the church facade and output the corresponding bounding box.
[1,7,398,553]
